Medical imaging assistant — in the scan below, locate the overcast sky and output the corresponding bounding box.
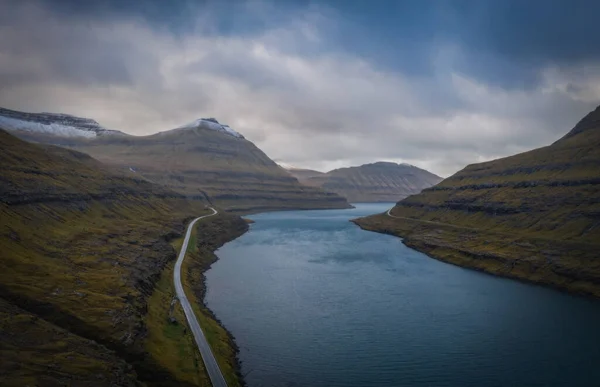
[1,0,599,176]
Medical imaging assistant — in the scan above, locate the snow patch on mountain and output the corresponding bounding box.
[0,115,99,138]
[179,118,244,138]
[0,107,123,138]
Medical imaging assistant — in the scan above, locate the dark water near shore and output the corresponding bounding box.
[205,203,600,387]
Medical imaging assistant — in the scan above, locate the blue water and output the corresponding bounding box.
[205,203,600,387]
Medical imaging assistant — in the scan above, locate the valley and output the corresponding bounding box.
[3,2,600,386]
[2,103,600,386]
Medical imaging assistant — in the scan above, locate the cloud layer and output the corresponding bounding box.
[1,0,599,176]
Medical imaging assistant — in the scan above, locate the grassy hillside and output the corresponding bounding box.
[0,129,242,385]
[354,106,600,297]
[291,162,442,203]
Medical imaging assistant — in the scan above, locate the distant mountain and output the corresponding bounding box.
[288,162,442,203]
[355,105,600,297]
[1,107,350,213]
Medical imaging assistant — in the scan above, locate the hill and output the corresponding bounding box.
[354,106,600,297]
[0,129,244,385]
[1,107,351,213]
[289,162,442,203]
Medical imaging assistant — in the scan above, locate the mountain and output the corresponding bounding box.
[0,129,244,385]
[1,107,351,213]
[354,105,600,297]
[288,162,442,203]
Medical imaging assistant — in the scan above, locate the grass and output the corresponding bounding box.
[144,260,210,386]
[0,297,137,387]
[182,220,243,387]
[144,211,246,387]
[355,213,600,297]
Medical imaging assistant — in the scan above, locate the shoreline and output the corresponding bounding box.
[184,211,251,386]
[145,210,250,386]
[351,214,600,300]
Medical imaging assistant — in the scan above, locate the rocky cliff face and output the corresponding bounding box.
[1,107,351,213]
[354,105,600,297]
[290,162,442,203]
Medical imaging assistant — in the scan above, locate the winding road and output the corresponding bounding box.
[173,207,228,387]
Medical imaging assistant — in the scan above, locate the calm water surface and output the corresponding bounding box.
[205,203,600,387]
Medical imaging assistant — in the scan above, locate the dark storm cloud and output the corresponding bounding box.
[451,0,600,63]
[283,0,600,90]
[440,0,600,89]
[23,0,600,90]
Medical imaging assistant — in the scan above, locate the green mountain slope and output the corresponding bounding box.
[1,107,351,213]
[354,106,600,297]
[75,127,350,212]
[0,129,240,385]
[290,162,442,203]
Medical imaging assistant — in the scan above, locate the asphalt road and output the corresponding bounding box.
[173,207,228,387]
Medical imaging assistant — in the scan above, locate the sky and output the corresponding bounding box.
[1,0,599,177]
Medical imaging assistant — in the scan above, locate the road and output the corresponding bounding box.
[173,207,228,387]
[386,207,476,231]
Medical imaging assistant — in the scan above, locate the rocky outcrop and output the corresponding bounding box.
[289,162,442,203]
[354,105,600,297]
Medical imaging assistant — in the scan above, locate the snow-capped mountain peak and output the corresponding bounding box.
[178,118,244,138]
